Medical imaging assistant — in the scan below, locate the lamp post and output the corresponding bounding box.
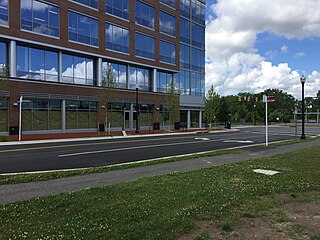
[300,75,306,140]
[135,84,139,134]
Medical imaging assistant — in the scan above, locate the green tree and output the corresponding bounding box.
[216,96,229,124]
[204,85,220,127]
[99,65,115,133]
[0,64,9,92]
[166,79,180,130]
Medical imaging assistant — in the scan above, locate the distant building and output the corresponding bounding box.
[0,0,205,138]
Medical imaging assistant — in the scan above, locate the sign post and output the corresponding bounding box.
[263,95,275,146]
[19,96,23,141]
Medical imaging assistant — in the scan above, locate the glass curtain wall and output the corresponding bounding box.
[102,62,127,88]
[129,66,150,91]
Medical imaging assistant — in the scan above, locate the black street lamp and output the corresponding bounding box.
[300,75,306,140]
[135,84,139,134]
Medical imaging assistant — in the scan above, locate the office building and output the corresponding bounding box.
[0,0,205,138]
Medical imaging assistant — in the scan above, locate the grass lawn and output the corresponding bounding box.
[1,145,320,239]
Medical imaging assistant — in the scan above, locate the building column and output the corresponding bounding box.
[58,51,63,82]
[199,111,202,128]
[317,109,319,124]
[187,110,191,129]
[126,64,130,89]
[97,57,102,86]
[9,40,16,77]
[153,69,157,92]
[62,100,66,133]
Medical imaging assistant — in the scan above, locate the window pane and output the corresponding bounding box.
[68,11,98,46]
[29,48,45,80]
[45,51,58,82]
[21,0,59,37]
[160,11,176,36]
[0,0,9,26]
[135,1,154,29]
[135,33,154,60]
[17,46,29,78]
[0,42,6,66]
[106,0,129,20]
[106,23,129,54]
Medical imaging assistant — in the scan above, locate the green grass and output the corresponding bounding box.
[0,149,246,185]
[268,136,320,147]
[0,145,320,239]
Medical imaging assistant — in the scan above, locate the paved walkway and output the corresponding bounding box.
[1,140,320,205]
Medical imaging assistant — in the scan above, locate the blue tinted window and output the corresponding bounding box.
[157,71,174,93]
[191,47,205,73]
[62,53,95,86]
[178,70,190,95]
[192,23,205,49]
[68,11,98,46]
[180,0,190,18]
[160,40,176,65]
[180,18,190,44]
[102,62,127,89]
[21,0,59,37]
[72,0,98,9]
[191,72,202,96]
[160,11,176,36]
[106,23,129,54]
[135,33,154,60]
[0,0,8,26]
[191,0,205,26]
[136,1,154,29]
[106,0,129,20]
[0,42,6,66]
[160,0,176,8]
[16,45,58,81]
[129,66,150,91]
[180,44,190,69]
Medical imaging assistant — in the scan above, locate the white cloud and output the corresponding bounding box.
[205,0,320,99]
[281,45,288,53]
[294,52,306,58]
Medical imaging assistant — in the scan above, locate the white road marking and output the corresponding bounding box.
[253,169,280,176]
[59,139,221,158]
[195,137,210,141]
[223,140,254,143]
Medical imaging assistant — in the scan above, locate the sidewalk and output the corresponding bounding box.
[1,139,320,205]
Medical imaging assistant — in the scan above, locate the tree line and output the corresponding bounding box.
[204,85,320,126]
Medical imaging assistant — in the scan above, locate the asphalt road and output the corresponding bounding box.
[0,125,319,174]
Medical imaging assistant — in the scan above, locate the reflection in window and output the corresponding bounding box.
[102,62,127,89]
[157,71,174,93]
[72,0,98,9]
[66,100,97,129]
[191,0,205,26]
[106,0,129,20]
[16,45,58,82]
[0,42,7,70]
[180,18,190,44]
[62,53,95,86]
[21,0,59,37]
[177,70,190,95]
[160,11,176,36]
[106,23,129,54]
[160,40,176,65]
[191,47,205,72]
[21,99,62,131]
[192,23,205,49]
[0,0,8,26]
[135,33,154,60]
[180,0,190,18]
[160,0,176,9]
[135,1,154,29]
[180,43,190,69]
[68,11,98,46]
[129,66,150,91]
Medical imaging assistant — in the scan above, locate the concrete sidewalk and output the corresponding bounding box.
[1,139,320,205]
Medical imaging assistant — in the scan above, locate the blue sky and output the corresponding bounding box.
[205,0,320,99]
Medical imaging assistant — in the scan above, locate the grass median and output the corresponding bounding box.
[0,149,246,185]
[1,145,320,239]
